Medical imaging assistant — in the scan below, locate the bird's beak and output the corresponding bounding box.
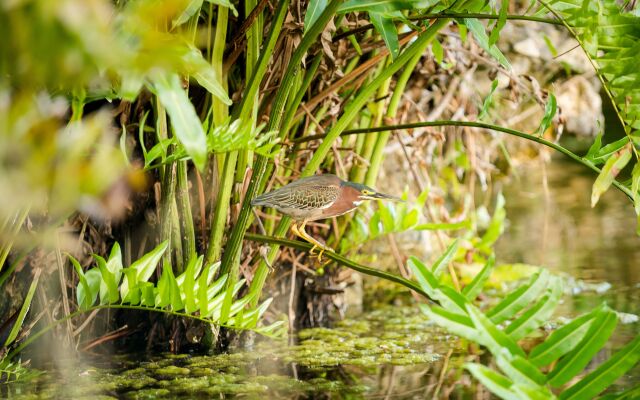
[370,192,405,202]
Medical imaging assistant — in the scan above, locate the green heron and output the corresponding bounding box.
[251,174,402,259]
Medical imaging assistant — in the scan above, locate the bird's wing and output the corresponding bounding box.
[255,184,340,210]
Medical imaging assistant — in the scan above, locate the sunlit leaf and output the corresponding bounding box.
[486,269,550,324]
[420,304,477,339]
[370,12,399,60]
[408,256,439,297]
[183,48,232,106]
[432,40,444,64]
[71,256,97,310]
[466,363,522,400]
[467,304,526,357]
[464,18,511,69]
[173,0,204,27]
[488,0,508,47]
[529,308,599,367]
[338,0,431,14]
[414,220,471,230]
[495,351,547,387]
[548,307,618,387]
[95,255,119,304]
[587,137,629,165]
[559,334,640,400]
[479,79,499,120]
[537,93,557,134]
[599,385,640,400]
[3,271,39,347]
[478,193,506,249]
[151,73,208,170]
[591,146,632,207]
[505,276,563,340]
[431,238,459,278]
[462,255,494,300]
[304,0,328,33]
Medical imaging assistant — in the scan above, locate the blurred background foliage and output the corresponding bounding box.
[1,0,639,397]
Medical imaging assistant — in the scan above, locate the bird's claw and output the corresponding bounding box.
[308,244,333,264]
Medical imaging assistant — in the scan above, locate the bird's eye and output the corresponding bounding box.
[362,189,373,195]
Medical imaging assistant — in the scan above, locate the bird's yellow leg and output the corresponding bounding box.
[291,222,317,254]
[296,221,333,262]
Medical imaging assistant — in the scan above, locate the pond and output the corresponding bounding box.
[3,158,639,399]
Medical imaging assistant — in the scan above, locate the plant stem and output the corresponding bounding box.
[334,12,562,41]
[205,4,234,266]
[324,120,633,199]
[176,161,195,262]
[247,19,451,307]
[206,151,238,264]
[245,233,430,299]
[219,0,338,283]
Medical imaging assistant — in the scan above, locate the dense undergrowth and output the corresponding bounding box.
[1,0,640,398]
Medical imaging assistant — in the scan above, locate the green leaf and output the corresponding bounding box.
[183,48,232,106]
[151,73,208,170]
[133,241,168,284]
[207,274,228,300]
[479,79,499,120]
[169,268,184,311]
[139,282,155,307]
[431,238,459,278]
[338,0,429,14]
[466,363,522,400]
[173,0,204,27]
[182,255,202,314]
[513,384,554,400]
[464,18,511,69]
[4,271,40,347]
[157,266,173,308]
[486,269,550,324]
[631,163,640,214]
[548,308,618,387]
[198,263,211,317]
[378,201,395,233]
[420,304,477,339]
[496,351,547,387]
[478,193,506,249]
[505,275,563,340]
[529,308,599,367]
[120,73,144,102]
[488,0,508,47]
[432,40,444,64]
[208,280,246,319]
[304,0,328,33]
[414,220,471,230]
[599,385,640,400]
[559,334,640,400]
[591,146,632,207]
[204,0,237,16]
[370,12,399,60]
[408,256,439,297]
[467,304,526,358]
[71,256,97,310]
[122,268,141,305]
[401,208,419,230]
[585,132,603,162]
[538,93,557,134]
[95,255,119,304]
[589,137,630,165]
[462,255,494,300]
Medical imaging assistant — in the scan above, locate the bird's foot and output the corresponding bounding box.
[308,243,333,263]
